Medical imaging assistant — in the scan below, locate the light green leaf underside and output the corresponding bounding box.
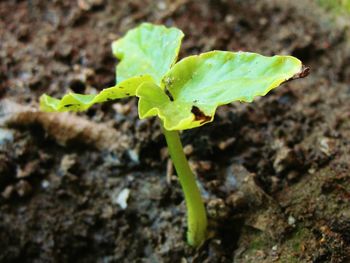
[112,23,184,85]
[40,75,153,112]
[138,51,302,131]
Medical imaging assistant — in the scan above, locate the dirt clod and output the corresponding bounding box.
[207,198,229,219]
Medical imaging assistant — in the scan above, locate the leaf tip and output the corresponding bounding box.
[283,64,310,85]
[39,94,56,112]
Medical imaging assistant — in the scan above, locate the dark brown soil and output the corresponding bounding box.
[1,0,350,262]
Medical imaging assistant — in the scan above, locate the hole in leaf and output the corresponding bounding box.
[191,106,211,124]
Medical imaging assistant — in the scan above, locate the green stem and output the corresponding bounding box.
[161,125,208,247]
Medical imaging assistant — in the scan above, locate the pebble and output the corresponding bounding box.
[319,137,336,157]
[16,160,39,178]
[189,160,214,173]
[288,215,296,226]
[127,149,139,164]
[207,198,229,219]
[60,154,77,175]
[218,137,236,150]
[112,188,130,209]
[1,185,14,199]
[308,168,316,174]
[198,160,213,172]
[273,146,297,174]
[113,103,132,115]
[183,144,193,156]
[225,15,235,24]
[41,180,50,189]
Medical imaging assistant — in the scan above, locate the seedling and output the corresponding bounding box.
[40,23,306,247]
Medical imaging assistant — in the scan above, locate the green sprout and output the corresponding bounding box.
[40,23,306,247]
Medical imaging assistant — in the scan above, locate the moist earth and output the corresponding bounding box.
[1,0,350,262]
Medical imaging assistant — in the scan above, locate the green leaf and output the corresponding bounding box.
[112,23,184,84]
[40,75,153,112]
[137,82,195,129]
[40,23,184,112]
[138,51,302,130]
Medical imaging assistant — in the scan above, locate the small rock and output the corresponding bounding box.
[1,185,14,199]
[259,17,268,26]
[225,14,235,24]
[112,188,130,209]
[319,137,337,157]
[218,137,236,150]
[198,160,213,172]
[308,167,316,174]
[273,146,297,174]
[16,160,39,178]
[113,102,132,115]
[127,149,139,164]
[189,160,213,173]
[183,144,193,156]
[207,198,229,219]
[15,180,32,197]
[60,154,77,175]
[41,180,50,189]
[288,215,296,226]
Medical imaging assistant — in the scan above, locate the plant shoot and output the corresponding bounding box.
[40,23,306,247]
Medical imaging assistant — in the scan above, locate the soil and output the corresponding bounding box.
[1,0,350,262]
